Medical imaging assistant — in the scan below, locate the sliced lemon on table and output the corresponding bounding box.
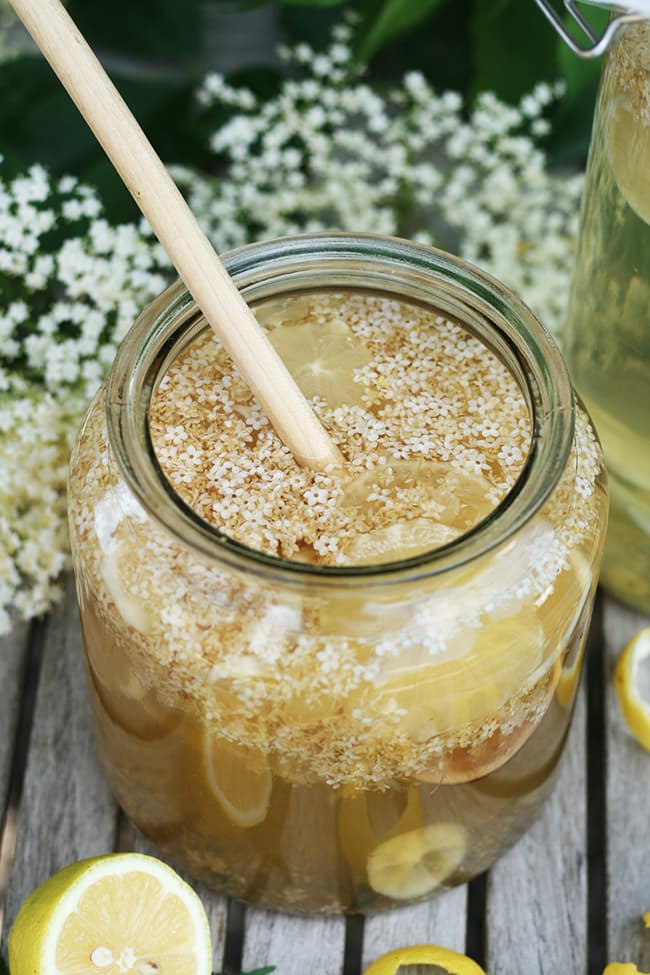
[366,822,466,900]
[614,627,650,751]
[204,735,272,827]
[268,316,372,406]
[8,853,212,975]
[362,944,486,975]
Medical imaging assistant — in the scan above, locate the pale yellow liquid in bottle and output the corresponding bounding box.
[564,24,650,611]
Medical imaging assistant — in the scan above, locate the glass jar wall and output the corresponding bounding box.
[564,21,650,612]
[68,235,607,914]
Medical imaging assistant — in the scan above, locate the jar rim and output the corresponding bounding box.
[106,232,575,589]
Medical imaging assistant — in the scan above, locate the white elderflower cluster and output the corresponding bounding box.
[176,22,583,337]
[0,161,170,634]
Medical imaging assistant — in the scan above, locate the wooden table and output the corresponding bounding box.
[0,581,648,974]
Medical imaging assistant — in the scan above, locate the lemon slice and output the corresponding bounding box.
[100,553,152,634]
[339,790,422,882]
[268,316,372,406]
[342,518,459,565]
[367,822,466,900]
[362,944,486,975]
[608,95,650,225]
[8,853,212,975]
[614,627,650,751]
[205,735,272,827]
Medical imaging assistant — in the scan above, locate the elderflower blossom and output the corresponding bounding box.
[175,21,583,337]
[0,160,170,634]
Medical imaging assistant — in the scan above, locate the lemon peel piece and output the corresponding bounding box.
[204,735,272,828]
[367,822,466,900]
[8,853,212,975]
[644,912,650,928]
[614,627,650,751]
[362,944,486,975]
[603,966,650,974]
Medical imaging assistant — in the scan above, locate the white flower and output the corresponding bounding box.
[0,160,171,634]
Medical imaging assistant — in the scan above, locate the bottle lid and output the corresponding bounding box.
[534,0,645,57]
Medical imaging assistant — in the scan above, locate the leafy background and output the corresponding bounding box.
[0,0,606,221]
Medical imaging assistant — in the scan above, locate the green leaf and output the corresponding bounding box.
[356,0,449,62]
[0,953,8,975]
[213,968,275,975]
[65,0,203,64]
[360,0,473,91]
[470,0,558,102]
[268,0,345,5]
[0,54,204,222]
[555,5,607,106]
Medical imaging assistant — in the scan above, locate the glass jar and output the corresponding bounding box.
[68,234,607,915]
[564,20,650,612]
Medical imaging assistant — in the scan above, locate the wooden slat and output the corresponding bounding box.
[603,597,650,970]
[241,781,347,974]
[0,621,31,937]
[243,907,346,975]
[0,622,29,812]
[362,888,467,969]
[486,686,587,974]
[3,579,118,931]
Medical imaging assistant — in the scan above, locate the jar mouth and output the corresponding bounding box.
[106,232,575,588]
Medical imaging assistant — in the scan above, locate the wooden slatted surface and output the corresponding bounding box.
[0,583,649,973]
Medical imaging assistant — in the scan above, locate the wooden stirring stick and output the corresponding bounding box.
[9,0,344,471]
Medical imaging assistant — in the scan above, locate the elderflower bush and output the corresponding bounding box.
[0,161,170,634]
[175,22,583,337]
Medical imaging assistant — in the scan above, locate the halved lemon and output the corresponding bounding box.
[366,822,466,900]
[8,853,212,975]
[204,735,272,827]
[362,944,486,975]
[267,316,372,406]
[614,627,650,751]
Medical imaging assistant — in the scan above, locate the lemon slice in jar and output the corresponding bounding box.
[204,735,272,827]
[7,853,212,975]
[267,316,372,406]
[342,518,460,565]
[362,944,486,975]
[608,95,650,224]
[366,822,466,900]
[614,627,650,751]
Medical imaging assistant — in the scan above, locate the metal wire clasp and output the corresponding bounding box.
[533,0,645,57]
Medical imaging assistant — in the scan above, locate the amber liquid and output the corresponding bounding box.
[70,290,606,913]
[81,590,590,914]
